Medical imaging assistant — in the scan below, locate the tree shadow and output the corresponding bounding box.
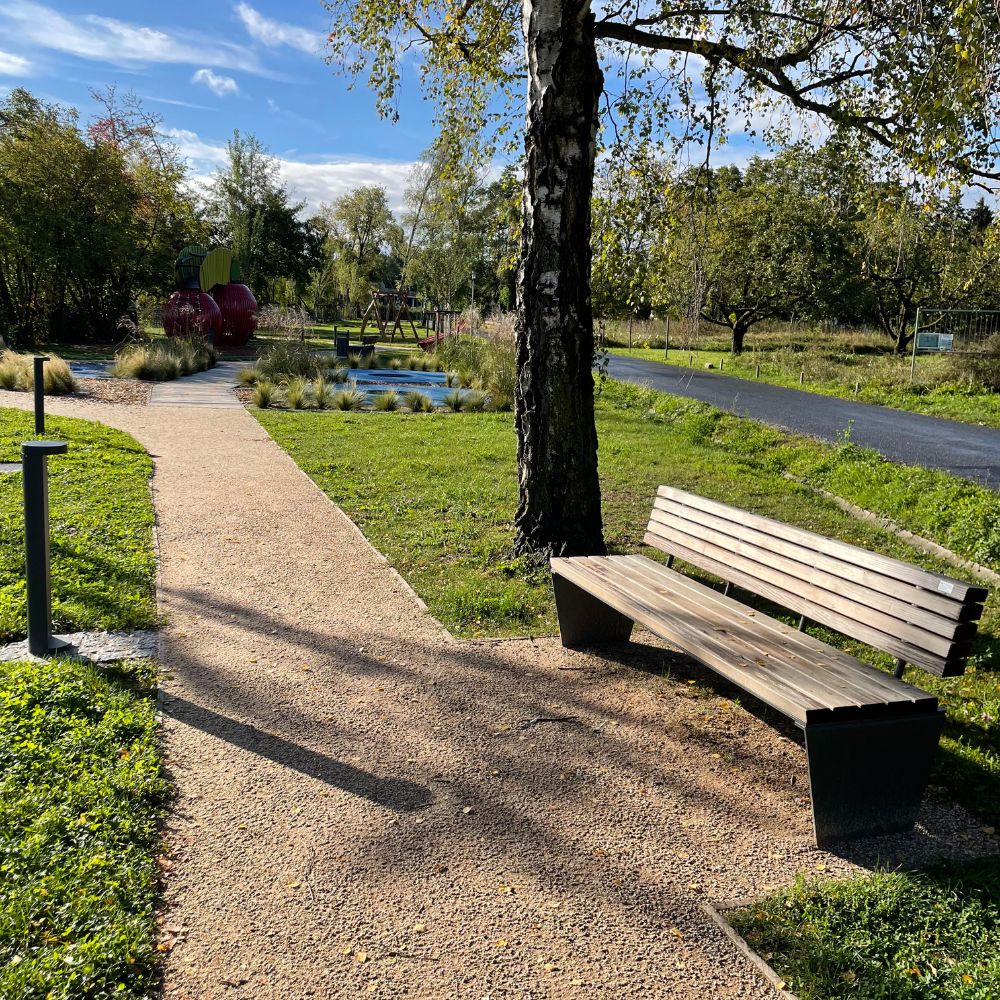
[160,693,433,813]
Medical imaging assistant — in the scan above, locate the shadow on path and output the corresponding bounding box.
[160,693,433,812]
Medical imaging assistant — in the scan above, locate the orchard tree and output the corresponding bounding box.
[654,159,851,354]
[324,0,1000,556]
[857,194,980,353]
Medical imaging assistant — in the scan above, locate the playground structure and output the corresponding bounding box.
[163,245,258,348]
[358,288,421,342]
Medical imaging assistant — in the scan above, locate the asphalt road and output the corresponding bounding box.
[607,354,1000,489]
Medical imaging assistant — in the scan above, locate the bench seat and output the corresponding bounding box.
[552,554,939,727]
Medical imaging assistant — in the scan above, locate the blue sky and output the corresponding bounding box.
[0,0,442,212]
[9,2,980,217]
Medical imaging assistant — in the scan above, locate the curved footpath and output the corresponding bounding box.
[2,380,995,999]
[608,355,1000,489]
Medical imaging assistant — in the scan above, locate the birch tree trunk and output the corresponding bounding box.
[514,0,605,557]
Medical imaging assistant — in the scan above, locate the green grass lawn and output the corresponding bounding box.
[612,346,1000,428]
[730,863,1000,999]
[256,379,1000,829]
[0,409,158,640]
[0,657,166,999]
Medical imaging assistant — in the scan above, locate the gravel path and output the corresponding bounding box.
[1,389,996,999]
[607,354,1000,488]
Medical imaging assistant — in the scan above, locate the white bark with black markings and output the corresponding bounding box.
[514,0,605,557]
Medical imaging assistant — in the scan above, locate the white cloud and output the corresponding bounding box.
[0,1,262,73]
[278,159,414,214]
[169,128,414,215]
[0,49,30,74]
[192,68,239,97]
[165,128,231,168]
[235,2,320,54]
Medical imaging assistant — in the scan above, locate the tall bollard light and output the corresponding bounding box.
[22,440,70,657]
[33,356,48,435]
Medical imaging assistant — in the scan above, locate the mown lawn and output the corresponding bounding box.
[730,863,1000,999]
[612,346,1000,429]
[0,409,158,640]
[256,379,1000,828]
[0,657,166,1000]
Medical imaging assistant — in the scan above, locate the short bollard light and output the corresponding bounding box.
[22,440,71,657]
[33,355,48,435]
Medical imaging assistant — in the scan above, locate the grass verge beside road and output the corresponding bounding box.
[257,379,1000,827]
[612,346,1000,428]
[0,408,158,640]
[0,657,165,999]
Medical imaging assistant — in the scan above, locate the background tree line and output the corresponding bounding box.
[0,85,518,347]
[593,144,1000,355]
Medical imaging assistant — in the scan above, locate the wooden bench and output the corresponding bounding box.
[550,486,989,847]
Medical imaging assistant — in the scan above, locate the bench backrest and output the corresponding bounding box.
[644,486,988,678]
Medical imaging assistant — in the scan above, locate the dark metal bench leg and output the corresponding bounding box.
[551,574,634,648]
[804,711,944,848]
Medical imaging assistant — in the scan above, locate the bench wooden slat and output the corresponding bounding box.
[648,504,980,623]
[644,522,962,658]
[584,558,922,716]
[642,530,964,676]
[554,556,938,724]
[554,558,836,723]
[646,512,974,647]
[615,555,934,708]
[655,486,988,604]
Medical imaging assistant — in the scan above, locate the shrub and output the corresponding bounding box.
[312,373,331,410]
[331,384,366,410]
[480,327,516,412]
[111,339,213,382]
[0,352,78,394]
[237,367,261,386]
[403,390,434,412]
[284,376,307,410]
[389,357,403,371]
[252,379,275,408]
[347,352,362,369]
[257,304,311,340]
[445,370,461,387]
[372,389,400,411]
[462,390,487,412]
[443,388,469,411]
[256,341,321,381]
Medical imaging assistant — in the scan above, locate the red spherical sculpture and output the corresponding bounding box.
[211,282,258,347]
[163,290,222,340]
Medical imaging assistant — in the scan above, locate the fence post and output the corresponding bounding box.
[910,306,922,383]
[33,356,47,434]
[22,440,70,657]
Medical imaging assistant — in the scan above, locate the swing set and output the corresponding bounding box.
[358,288,421,342]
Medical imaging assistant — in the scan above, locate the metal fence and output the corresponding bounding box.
[910,308,1000,381]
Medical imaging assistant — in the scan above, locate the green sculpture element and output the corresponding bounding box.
[175,244,209,289]
[200,248,234,292]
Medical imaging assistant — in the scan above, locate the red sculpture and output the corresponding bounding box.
[163,245,258,346]
[211,282,258,347]
[163,289,222,339]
